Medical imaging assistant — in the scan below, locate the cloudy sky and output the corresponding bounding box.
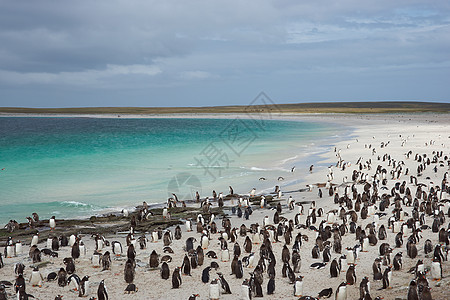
[0,1,449,107]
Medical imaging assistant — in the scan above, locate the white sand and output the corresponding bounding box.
[1,113,449,300]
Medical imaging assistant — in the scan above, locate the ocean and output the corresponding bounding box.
[0,116,347,224]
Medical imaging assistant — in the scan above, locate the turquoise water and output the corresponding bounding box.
[0,116,343,224]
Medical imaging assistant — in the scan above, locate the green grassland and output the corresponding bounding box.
[1,101,449,114]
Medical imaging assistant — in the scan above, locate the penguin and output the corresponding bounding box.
[378,225,387,240]
[244,236,252,253]
[395,232,403,248]
[124,283,138,294]
[49,216,56,231]
[15,240,22,255]
[182,254,191,276]
[57,268,67,287]
[188,294,200,300]
[346,265,356,285]
[31,234,39,247]
[97,279,108,300]
[424,239,433,256]
[421,286,433,300]
[29,267,43,287]
[267,274,275,295]
[294,275,303,297]
[310,262,327,269]
[71,239,80,259]
[253,274,263,297]
[330,258,340,277]
[241,279,252,300]
[359,276,370,300]
[64,257,76,274]
[197,246,204,266]
[372,258,382,281]
[201,266,211,283]
[335,282,347,300]
[209,278,220,300]
[217,272,232,294]
[79,275,90,297]
[393,252,402,270]
[172,267,182,288]
[5,238,15,258]
[149,250,159,268]
[161,261,170,279]
[431,258,442,280]
[51,236,59,251]
[101,251,111,271]
[221,247,230,262]
[201,234,209,249]
[91,251,102,268]
[112,241,123,256]
[67,274,81,292]
[292,250,301,273]
[318,287,333,298]
[407,280,418,300]
[124,258,135,283]
[185,237,196,252]
[323,246,331,262]
[47,272,57,282]
[382,266,392,289]
[235,260,243,279]
[14,274,26,293]
[68,234,77,247]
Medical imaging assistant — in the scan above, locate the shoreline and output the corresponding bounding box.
[0,113,449,299]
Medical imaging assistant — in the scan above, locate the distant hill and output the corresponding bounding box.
[1,101,449,114]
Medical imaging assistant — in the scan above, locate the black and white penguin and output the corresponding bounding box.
[201,266,211,283]
[161,262,170,279]
[430,258,442,280]
[124,283,138,294]
[310,262,327,269]
[382,266,392,289]
[359,276,370,300]
[112,241,123,256]
[29,267,43,287]
[335,282,347,300]
[235,260,243,279]
[241,279,252,300]
[372,258,382,281]
[294,275,303,297]
[67,274,81,292]
[79,275,90,297]
[253,273,263,297]
[407,280,418,300]
[64,257,76,274]
[318,287,333,298]
[101,251,111,271]
[71,239,80,260]
[149,250,159,268]
[185,237,196,252]
[188,294,199,300]
[346,265,356,285]
[393,252,402,270]
[330,258,340,277]
[49,216,56,231]
[323,246,331,262]
[217,272,232,294]
[172,267,182,288]
[267,275,275,295]
[57,268,67,287]
[209,278,220,300]
[97,279,108,300]
[182,254,191,276]
[124,258,135,283]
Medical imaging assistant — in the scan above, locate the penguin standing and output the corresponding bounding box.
[124,258,135,283]
[31,234,39,247]
[330,258,340,277]
[57,268,67,287]
[161,262,170,279]
[217,272,231,294]
[101,251,111,271]
[294,275,303,297]
[241,279,252,300]
[149,250,159,268]
[97,279,108,300]
[182,254,191,276]
[15,240,22,255]
[67,274,81,292]
[335,282,347,300]
[112,241,123,256]
[235,260,243,279]
[79,275,90,297]
[5,237,15,258]
[407,280,418,300]
[72,239,80,260]
[359,276,370,300]
[202,267,211,283]
[382,266,392,289]
[29,267,43,287]
[51,236,59,251]
[49,216,56,231]
[431,258,442,280]
[346,265,356,285]
[209,278,221,300]
[267,275,275,295]
[172,267,182,288]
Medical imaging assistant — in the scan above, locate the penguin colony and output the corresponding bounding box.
[0,123,449,299]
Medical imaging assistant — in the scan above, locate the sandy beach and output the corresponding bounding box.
[1,113,449,300]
